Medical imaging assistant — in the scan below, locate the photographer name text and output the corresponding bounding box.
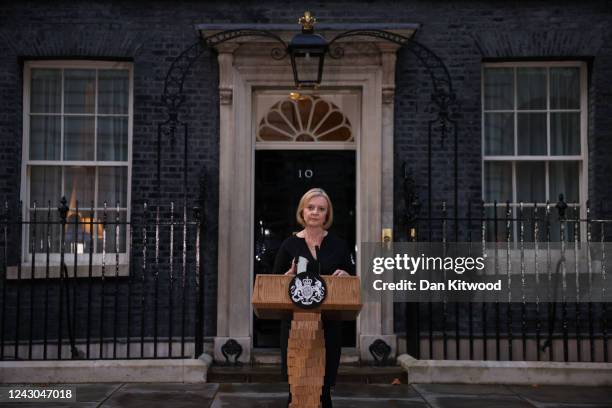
[373,279,502,291]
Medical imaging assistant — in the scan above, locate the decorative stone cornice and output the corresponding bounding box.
[215,42,240,54]
[197,23,419,47]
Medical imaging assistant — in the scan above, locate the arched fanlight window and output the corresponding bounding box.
[257,95,353,142]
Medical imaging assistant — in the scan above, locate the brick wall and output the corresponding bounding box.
[1,0,611,344]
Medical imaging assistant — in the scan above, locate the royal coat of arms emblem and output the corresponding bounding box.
[288,256,326,308]
[289,271,327,308]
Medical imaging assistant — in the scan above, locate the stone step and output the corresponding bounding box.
[208,364,407,384]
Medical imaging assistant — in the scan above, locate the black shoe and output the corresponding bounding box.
[286,392,292,408]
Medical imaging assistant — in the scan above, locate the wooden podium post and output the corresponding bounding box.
[287,312,324,407]
[252,275,362,408]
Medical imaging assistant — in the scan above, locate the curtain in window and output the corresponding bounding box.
[30,69,61,160]
[484,162,512,202]
[550,162,579,203]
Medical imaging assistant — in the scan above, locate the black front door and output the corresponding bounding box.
[253,150,356,348]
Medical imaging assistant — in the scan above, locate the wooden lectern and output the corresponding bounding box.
[252,274,362,408]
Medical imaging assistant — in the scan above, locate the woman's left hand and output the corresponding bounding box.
[332,269,350,277]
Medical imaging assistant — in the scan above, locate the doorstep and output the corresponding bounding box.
[207,364,406,384]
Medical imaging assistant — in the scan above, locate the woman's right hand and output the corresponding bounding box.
[284,259,296,276]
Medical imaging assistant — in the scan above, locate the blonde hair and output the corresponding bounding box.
[296,188,334,229]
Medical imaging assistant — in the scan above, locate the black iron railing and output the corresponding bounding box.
[402,198,611,362]
[0,199,205,361]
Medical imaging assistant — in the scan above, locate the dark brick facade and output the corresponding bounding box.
[393,1,612,230]
[1,1,611,346]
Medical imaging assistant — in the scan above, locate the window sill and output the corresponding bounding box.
[6,263,129,279]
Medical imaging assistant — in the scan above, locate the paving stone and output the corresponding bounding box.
[1,403,99,408]
[100,383,218,408]
[333,383,421,399]
[211,391,428,408]
[210,383,288,408]
[412,383,515,396]
[508,385,612,405]
[412,384,538,407]
[424,395,535,408]
[210,383,429,407]
[72,383,123,402]
[209,393,287,408]
[332,398,429,408]
[217,382,289,394]
[532,404,612,408]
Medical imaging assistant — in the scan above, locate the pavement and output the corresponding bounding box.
[2,382,612,407]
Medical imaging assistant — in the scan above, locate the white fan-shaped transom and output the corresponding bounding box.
[257,95,353,142]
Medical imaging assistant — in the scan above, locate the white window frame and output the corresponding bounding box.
[19,60,133,274]
[481,61,588,242]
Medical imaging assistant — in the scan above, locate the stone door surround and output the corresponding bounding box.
[197,23,417,363]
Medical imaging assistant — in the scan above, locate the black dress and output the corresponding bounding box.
[272,233,354,387]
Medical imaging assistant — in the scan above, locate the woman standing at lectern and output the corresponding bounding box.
[272,187,354,408]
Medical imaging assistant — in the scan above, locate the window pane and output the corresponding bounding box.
[517,206,539,242]
[64,166,95,209]
[30,69,61,113]
[98,69,129,114]
[517,68,546,109]
[484,162,512,202]
[547,205,580,242]
[98,167,127,207]
[29,116,60,160]
[293,57,319,84]
[550,67,580,109]
[96,210,127,253]
[484,68,513,110]
[517,113,546,155]
[64,69,96,114]
[485,205,510,242]
[484,113,513,155]
[30,166,61,207]
[98,117,128,161]
[550,161,579,203]
[29,210,61,253]
[516,162,546,203]
[551,112,580,155]
[65,210,95,254]
[64,116,95,160]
